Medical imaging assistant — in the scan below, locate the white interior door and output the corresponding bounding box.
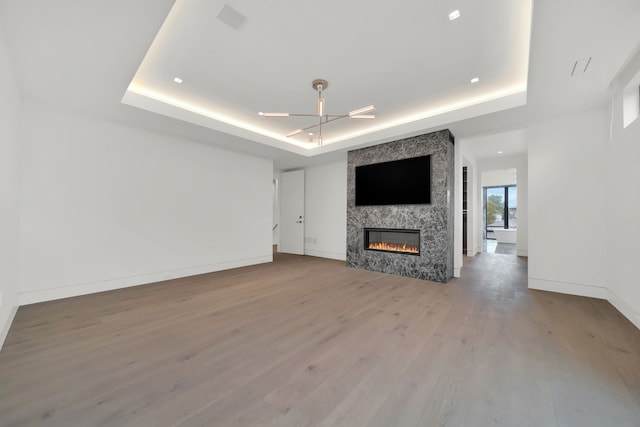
[280,170,304,255]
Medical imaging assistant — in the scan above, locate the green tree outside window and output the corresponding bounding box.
[487,194,504,225]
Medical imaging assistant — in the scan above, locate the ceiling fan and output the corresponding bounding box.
[259,79,375,146]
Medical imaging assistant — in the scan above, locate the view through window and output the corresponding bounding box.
[485,185,517,240]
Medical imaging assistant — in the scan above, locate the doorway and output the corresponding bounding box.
[481,168,517,255]
[279,169,305,255]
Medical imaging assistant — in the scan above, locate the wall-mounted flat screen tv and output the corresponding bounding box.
[355,155,431,206]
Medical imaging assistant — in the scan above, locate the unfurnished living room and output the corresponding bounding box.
[1,1,640,426]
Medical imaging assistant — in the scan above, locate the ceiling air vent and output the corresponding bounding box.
[570,57,592,76]
[216,4,246,30]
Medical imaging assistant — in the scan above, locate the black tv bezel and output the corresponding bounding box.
[354,155,431,206]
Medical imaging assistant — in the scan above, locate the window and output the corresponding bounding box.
[484,185,517,240]
[622,70,640,128]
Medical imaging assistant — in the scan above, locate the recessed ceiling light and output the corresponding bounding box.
[308,132,314,136]
[471,77,480,83]
[449,10,461,21]
[498,150,503,154]
[258,111,264,116]
[173,77,183,84]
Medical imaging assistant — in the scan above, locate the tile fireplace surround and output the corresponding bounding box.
[346,130,454,283]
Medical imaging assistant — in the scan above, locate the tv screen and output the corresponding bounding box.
[355,155,431,206]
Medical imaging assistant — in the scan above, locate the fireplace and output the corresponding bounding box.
[347,130,454,282]
[364,228,420,256]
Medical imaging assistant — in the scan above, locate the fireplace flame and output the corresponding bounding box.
[368,241,419,254]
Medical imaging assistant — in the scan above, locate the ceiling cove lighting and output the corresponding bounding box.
[259,79,376,146]
[322,84,526,145]
[449,10,461,21]
[125,79,525,150]
[124,83,311,149]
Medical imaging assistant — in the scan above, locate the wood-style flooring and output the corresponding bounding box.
[1,252,640,426]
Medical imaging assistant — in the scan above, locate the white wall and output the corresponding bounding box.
[303,159,347,261]
[272,172,280,246]
[481,168,517,187]
[606,50,640,328]
[527,108,607,296]
[0,23,21,347]
[18,102,274,305]
[477,154,529,256]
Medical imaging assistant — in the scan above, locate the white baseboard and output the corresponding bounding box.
[304,248,346,261]
[528,278,640,330]
[517,249,528,257]
[18,255,273,306]
[0,306,18,351]
[606,289,640,330]
[528,278,608,299]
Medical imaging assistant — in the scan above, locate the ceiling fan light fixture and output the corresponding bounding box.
[317,97,325,116]
[349,105,376,117]
[259,80,376,147]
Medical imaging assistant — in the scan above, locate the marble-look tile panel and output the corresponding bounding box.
[346,130,454,283]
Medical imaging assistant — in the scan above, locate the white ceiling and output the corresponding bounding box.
[123,0,532,155]
[463,129,527,161]
[1,0,639,168]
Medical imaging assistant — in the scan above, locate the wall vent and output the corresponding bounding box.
[217,4,246,30]
[571,57,592,76]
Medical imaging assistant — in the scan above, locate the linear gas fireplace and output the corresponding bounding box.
[364,228,420,256]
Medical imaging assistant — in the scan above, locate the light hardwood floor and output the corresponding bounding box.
[1,252,640,426]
